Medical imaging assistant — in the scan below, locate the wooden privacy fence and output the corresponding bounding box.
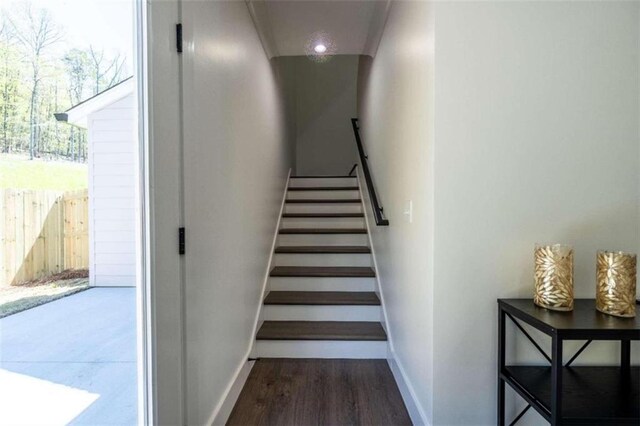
[0,189,89,287]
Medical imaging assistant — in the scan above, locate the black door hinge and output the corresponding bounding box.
[178,227,185,255]
[176,23,183,54]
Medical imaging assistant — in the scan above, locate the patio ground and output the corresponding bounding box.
[0,287,137,425]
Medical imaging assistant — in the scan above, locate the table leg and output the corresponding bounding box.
[621,339,630,376]
[498,306,506,426]
[551,336,563,425]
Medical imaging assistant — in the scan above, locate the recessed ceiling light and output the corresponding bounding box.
[314,44,327,54]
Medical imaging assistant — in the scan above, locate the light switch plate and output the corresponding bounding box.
[403,200,413,223]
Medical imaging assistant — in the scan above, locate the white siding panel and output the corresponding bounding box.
[93,153,135,165]
[94,275,136,287]
[95,263,136,276]
[88,92,137,287]
[93,163,135,176]
[95,241,136,255]
[96,252,136,265]
[94,219,136,231]
[95,230,135,243]
[93,175,135,188]
[93,142,134,154]
[92,109,135,122]
[93,118,136,133]
[93,208,134,221]
[93,197,135,209]
[92,186,135,199]
[91,130,135,143]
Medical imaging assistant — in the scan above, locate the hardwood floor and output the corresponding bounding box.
[227,358,412,426]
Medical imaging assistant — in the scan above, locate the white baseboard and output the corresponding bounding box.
[387,351,430,426]
[209,359,254,425]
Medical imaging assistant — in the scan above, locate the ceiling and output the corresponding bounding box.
[245,0,391,58]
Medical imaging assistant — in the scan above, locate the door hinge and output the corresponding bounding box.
[176,23,183,54]
[178,227,185,255]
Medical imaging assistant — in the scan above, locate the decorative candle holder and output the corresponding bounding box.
[534,244,574,311]
[596,251,637,318]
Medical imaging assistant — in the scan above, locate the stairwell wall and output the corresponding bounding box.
[356,1,435,424]
[180,1,294,424]
[276,55,359,176]
[433,2,640,425]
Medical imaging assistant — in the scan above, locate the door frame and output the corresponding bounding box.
[134,0,154,423]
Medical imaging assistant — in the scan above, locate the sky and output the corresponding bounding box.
[1,0,135,75]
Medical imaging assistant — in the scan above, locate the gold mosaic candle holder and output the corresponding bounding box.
[534,244,574,311]
[596,251,637,318]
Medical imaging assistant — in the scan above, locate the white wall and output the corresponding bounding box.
[433,2,640,425]
[88,94,137,287]
[181,1,293,424]
[278,55,359,175]
[357,1,434,424]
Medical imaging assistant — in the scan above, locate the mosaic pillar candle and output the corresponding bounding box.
[534,244,574,311]
[596,251,637,318]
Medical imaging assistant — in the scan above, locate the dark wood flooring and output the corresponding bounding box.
[227,359,412,426]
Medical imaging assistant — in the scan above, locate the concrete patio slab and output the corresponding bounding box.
[0,287,137,425]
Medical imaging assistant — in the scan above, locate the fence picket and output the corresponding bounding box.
[1,189,89,286]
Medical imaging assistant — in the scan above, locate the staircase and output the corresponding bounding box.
[255,175,387,359]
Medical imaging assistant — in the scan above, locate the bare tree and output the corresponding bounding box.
[0,18,15,153]
[89,45,125,95]
[9,2,63,159]
[64,48,90,104]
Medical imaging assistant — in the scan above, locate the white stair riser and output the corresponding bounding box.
[289,178,357,187]
[263,305,381,321]
[278,234,368,246]
[284,203,362,214]
[281,217,365,228]
[269,277,375,292]
[255,340,387,359]
[274,253,371,267]
[286,190,360,200]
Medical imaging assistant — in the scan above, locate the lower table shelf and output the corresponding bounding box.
[502,366,640,425]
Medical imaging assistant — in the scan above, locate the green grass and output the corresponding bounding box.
[0,154,88,190]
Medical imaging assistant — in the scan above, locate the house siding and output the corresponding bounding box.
[88,93,137,287]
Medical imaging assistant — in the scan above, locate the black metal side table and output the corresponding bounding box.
[497,299,640,425]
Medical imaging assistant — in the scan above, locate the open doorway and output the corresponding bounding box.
[0,0,150,424]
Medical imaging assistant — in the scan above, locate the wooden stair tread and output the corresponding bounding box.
[275,245,371,254]
[279,228,367,234]
[270,266,375,278]
[290,176,356,179]
[285,199,361,204]
[264,291,380,305]
[288,187,359,191]
[282,213,364,218]
[256,321,387,341]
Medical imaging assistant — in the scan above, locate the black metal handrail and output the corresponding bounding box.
[351,118,389,226]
